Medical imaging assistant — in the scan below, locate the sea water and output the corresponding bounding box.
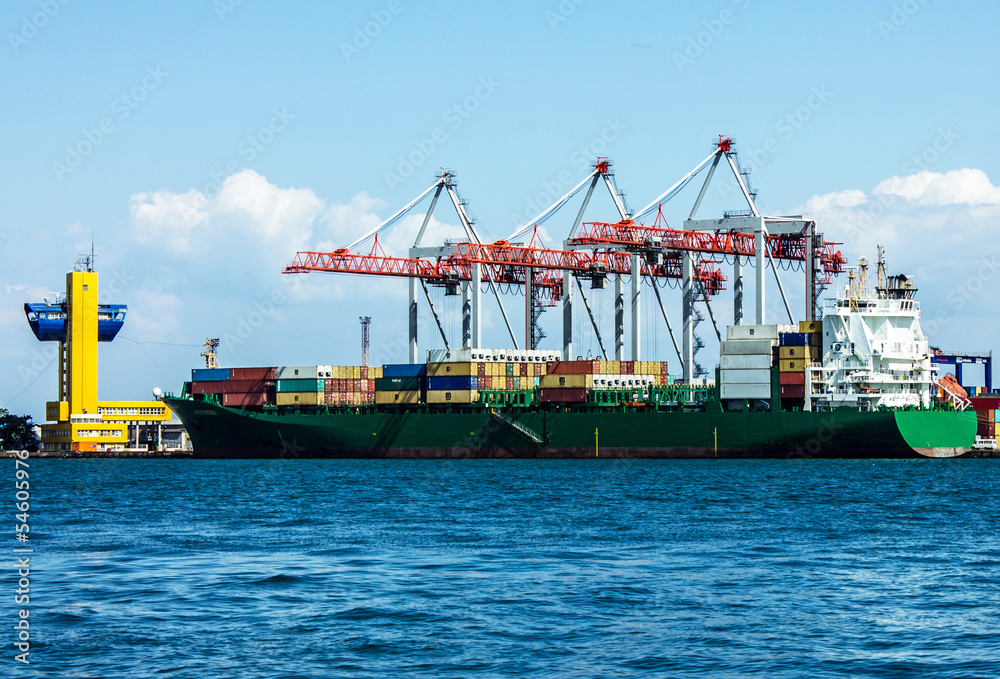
[18,458,1000,677]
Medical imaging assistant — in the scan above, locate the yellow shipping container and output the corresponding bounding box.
[779,359,805,373]
[539,373,593,389]
[426,389,479,404]
[277,392,322,406]
[779,346,810,360]
[799,320,823,334]
[375,390,422,405]
[371,366,383,378]
[427,362,476,377]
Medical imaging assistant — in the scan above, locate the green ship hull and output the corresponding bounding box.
[164,398,976,459]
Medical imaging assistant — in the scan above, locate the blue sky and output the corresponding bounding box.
[3,0,999,421]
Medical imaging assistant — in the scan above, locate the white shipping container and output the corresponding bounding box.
[726,324,780,341]
[720,383,771,400]
[720,369,772,384]
[721,354,773,370]
[427,349,473,363]
[592,374,655,389]
[721,340,776,355]
[277,365,319,380]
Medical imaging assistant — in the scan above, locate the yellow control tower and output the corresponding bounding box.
[24,254,171,452]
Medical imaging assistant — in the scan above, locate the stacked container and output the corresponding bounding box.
[720,325,778,400]
[190,367,277,406]
[376,363,426,405]
[325,365,382,405]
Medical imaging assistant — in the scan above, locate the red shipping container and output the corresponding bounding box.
[779,372,806,386]
[361,366,368,379]
[780,384,805,398]
[223,392,268,407]
[230,367,276,381]
[223,379,269,393]
[368,379,376,392]
[477,363,486,377]
[539,387,588,403]
[547,360,596,375]
[622,361,634,375]
[191,381,225,395]
[977,420,995,438]
[519,363,528,376]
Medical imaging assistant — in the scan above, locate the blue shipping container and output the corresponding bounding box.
[192,368,231,382]
[779,333,808,347]
[427,376,478,391]
[382,363,427,378]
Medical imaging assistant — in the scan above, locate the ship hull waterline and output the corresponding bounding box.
[164,398,976,459]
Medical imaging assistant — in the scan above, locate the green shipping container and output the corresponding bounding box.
[277,378,324,393]
[375,376,424,391]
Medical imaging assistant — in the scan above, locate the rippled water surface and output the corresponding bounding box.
[20,459,1000,677]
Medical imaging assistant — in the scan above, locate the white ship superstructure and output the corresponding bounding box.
[811,251,932,410]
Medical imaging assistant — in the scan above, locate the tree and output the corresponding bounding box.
[0,408,38,451]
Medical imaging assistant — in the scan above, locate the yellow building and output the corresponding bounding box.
[24,260,171,452]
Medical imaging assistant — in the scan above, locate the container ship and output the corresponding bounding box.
[163,276,977,459]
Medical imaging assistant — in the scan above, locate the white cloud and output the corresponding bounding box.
[873,168,1000,206]
[799,189,868,213]
[795,167,1000,352]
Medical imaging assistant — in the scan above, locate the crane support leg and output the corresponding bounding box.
[408,278,419,363]
[630,254,641,361]
[471,262,482,349]
[562,271,573,360]
[734,255,744,326]
[614,275,624,361]
[755,223,766,324]
[683,253,694,382]
[462,282,471,350]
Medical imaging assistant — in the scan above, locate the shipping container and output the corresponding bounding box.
[799,320,822,334]
[223,392,269,408]
[375,390,422,405]
[381,363,427,378]
[780,384,806,398]
[427,376,478,391]
[276,392,322,406]
[810,333,822,347]
[191,381,225,395]
[779,359,805,373]
[276,366,319,380]
[779,372,806,386]
[230,367,276,381]
[539,373,593,389]
[427,362,476,377]
[375,376,424,391]
[547,360,599,375]
[726,324,780,341]
[779,346,819,360]
[277,378,324,393]
[720,369,772,384]
[720,383,771,400]
[222,379,272,393]
[720,354,772,370]
[779,333,808,346]
[191,368,231,382]
[426,389,479,404]
[538,387,588,403]
[720,340,775,355]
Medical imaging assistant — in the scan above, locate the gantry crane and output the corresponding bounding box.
[283,138,847,378]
